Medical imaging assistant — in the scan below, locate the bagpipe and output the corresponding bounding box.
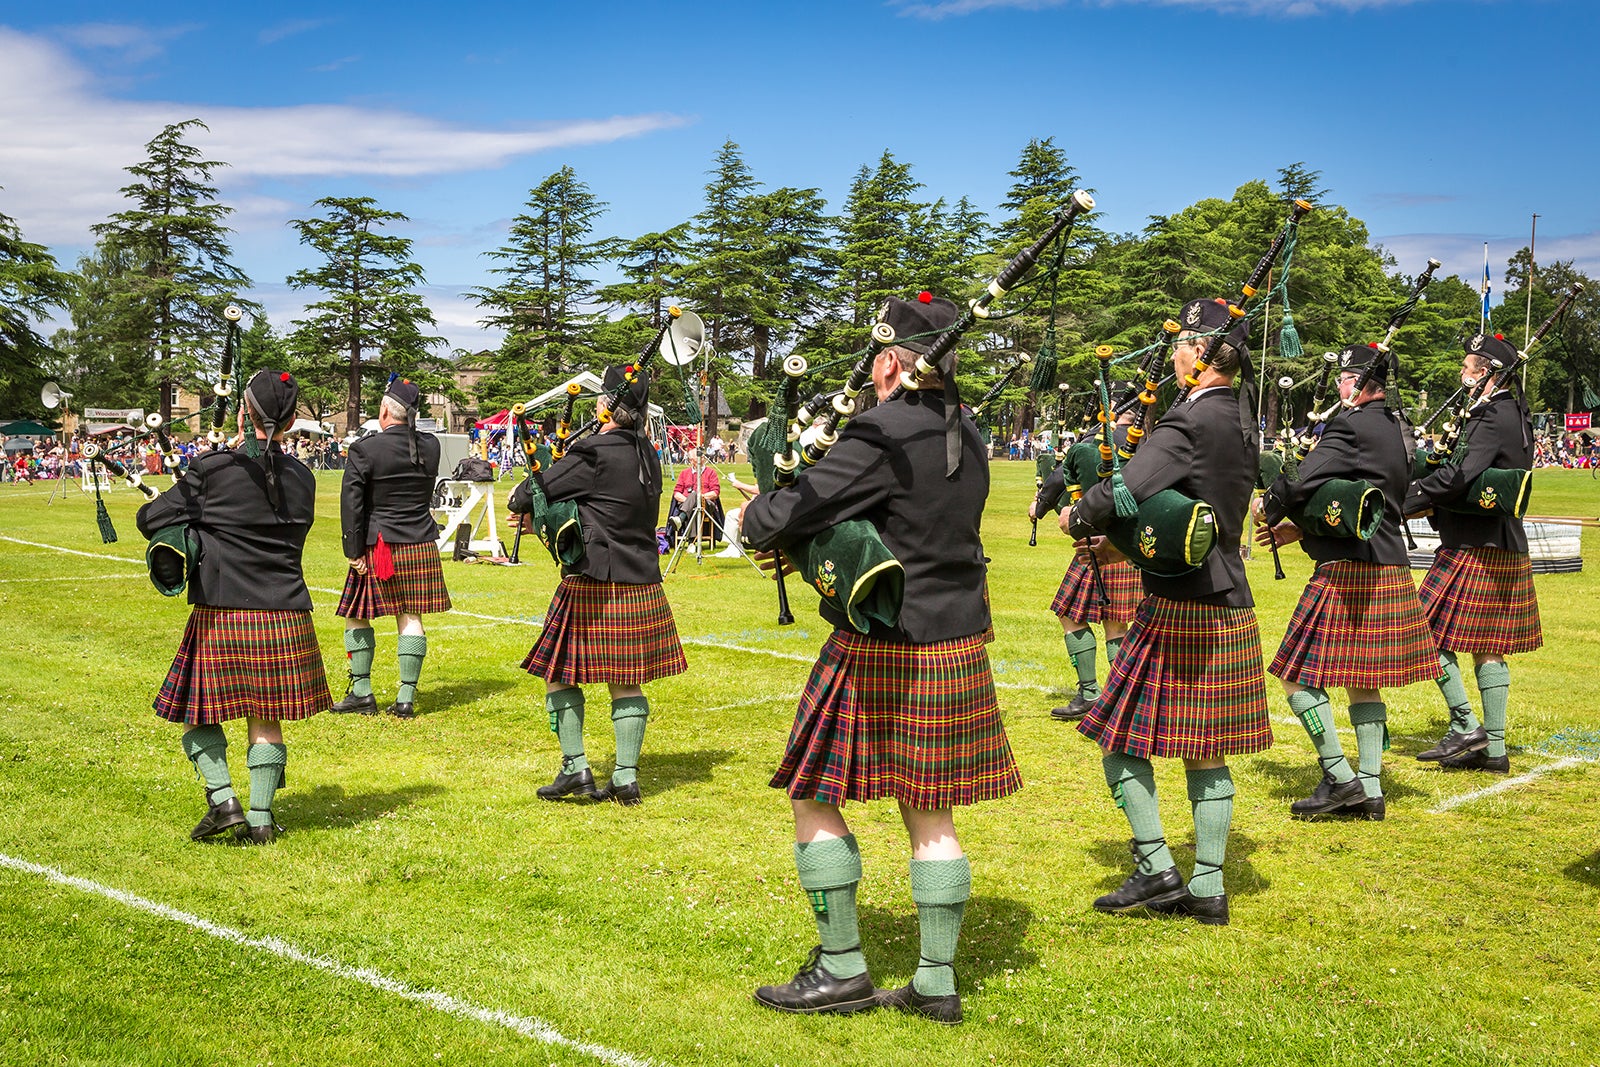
[1071,200,1313,577]
[82,304,244,596]
[750,190,1098,628]
[1419,283,1583,520]
[1259,259,1444,571]
[508,308,704,567]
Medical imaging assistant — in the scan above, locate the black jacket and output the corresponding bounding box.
[340,425,442,557]
[514,429,664,584]
[741,392,991,643]
[1074,388,1256,608]
[1263,400,1410,566]
[1035,427,1131,515]
[1405,390,1531,553]
[136,444,317,611]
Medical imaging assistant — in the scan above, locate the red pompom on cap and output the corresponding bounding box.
[1368,342,1379,348]
[917,291,933,304]
[280,372,291,382]
[1494,333,1505,340]
[1212,298,1228,306]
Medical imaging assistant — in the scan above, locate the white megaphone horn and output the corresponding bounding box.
[41,381,72,409]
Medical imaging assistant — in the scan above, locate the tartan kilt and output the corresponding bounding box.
[522,576,687,685]
[771,630,1022,809]
[1418,547,1542,655]
[154,607,331,725]
[336,541,453,618]
[1050,559,1142,624]
[1078,596,1271,760]
[1269,562,1439,689]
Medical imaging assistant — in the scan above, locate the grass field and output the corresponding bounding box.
[2,463,1598,1067]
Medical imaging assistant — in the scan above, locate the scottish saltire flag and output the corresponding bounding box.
[1481,245,1492,326]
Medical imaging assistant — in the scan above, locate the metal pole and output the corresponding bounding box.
[1524,214,1538,391]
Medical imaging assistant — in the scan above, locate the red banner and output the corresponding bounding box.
[1566,413,1592,432]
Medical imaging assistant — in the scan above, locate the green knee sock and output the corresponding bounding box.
[1288,687,1354,783]
[795,835,866,979]
[245,742,287,828]
[610,695,649,787]
[1104,634,1124,667]
[1349,701,1388,798]
[344,628,375,698]
[909,856,970,998]
[1436,651,1480,733]
[1102,752,1174,875]
[1186,767,1234,899]
[1065,629,1099,698]
[395,634,427,704]
[547,688,587,774]
[180,724,234,805]
[1475,661,1510,758]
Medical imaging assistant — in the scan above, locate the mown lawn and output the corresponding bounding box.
[1,463,1597,1067]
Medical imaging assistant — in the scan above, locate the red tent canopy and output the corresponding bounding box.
[475,409,511,431]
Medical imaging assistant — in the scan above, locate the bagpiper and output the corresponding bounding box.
[742,294,1020,1024]
[1405,332,1541,773]
[137,369,331,845]
[333,377,452,719]
[1256,343,1439,819]
[1066,298,1271,926]
[510,364,687,806]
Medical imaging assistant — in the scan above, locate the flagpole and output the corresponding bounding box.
[1524,214,1538,392]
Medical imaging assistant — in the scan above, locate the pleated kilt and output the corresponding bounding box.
[771,630,1022,810]
[1078,596,1271,760]
[154,607,331,725]
[336,541,453,618]
[1050,558,1142,624]
[522,575,687,685]
[1270,562,1439,689]
[1418,547,1542,655]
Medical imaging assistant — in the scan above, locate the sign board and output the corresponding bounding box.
[1566,413,1592,432]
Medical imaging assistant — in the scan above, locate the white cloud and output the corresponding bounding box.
[892,0,1434,17]
[0,27,687,246]
[1374,230,1600,304]
[258,18,335,45]
[51,21,198,62]
[248,282,501,356]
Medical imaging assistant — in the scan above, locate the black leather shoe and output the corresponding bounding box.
[234,816,278,846]
[331,691,379,715]
[385,701,416,720]
[1150,889,1229,926]
[1440,749,1510,774]
[1416,724,1487,761]
[754,946,878,1015]
[1093,864,1186,913]
[878,981,961,1024]
[1050,693,1095,722]
[191,790,246,841]
[1350,795,1386,820]
[1290,772,1367,818]
[594,780,642,806]
[537,767,598,801]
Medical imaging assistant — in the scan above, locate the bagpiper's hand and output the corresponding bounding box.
[1058,505,1076,538]
[506,511,532,532]
[1254,520,1301,548]
[1250,495,1268,522]
[750,549,796,578]
[349,556,369,576]
[1074,534,1124,566]
[1027,501,1039,521]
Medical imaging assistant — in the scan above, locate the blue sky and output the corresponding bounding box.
[2,1,1594,352]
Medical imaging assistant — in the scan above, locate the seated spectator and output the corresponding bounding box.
[667,450,724,545]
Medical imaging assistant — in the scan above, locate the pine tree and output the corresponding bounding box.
[472,165,609,411]
[744,185,835,412]
[0,201,78,417]
[286,196,443,429]
[91,120,252,421]
[599,223,692,329]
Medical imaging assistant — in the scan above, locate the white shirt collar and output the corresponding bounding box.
[1186,386,1228,403]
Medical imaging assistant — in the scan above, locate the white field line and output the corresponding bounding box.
[1428,755,1596,813]
[0,573,144,583]
[0,852,659,1067]
[0,534,141,563]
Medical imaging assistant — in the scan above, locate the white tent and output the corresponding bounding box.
[518,371,666,442]
[287,418,333,436]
